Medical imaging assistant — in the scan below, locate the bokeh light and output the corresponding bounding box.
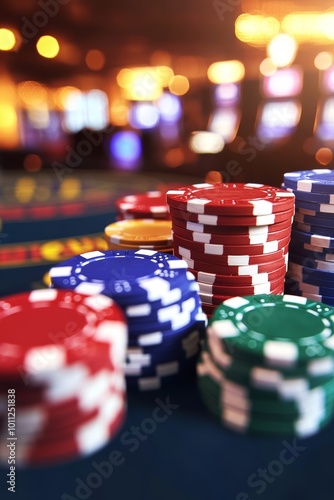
[36,35,60,59]
[267,34,298,68]
[168,75,190,96]
[208,61,245,84]
[85,50,105,71]
[0,28,16,51]
[315,147,333,165]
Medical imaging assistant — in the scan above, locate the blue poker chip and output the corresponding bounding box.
[125,328,202,375]
[126,291,201,327]
[289,253,334,272]
[286,187,334,205]
[127,299,203,335]
[293,222,334,238]
[284,281,334,307]
[294,212,334,229]
[285,275,334,296]
[291,228,334,249]
[49,249,189,305]
[127,313,207,348]
[289,240,334,257]
[284,169,334,194]
[288,261,334,282]
[295,198,334,215]
[125,359,197,390]
[295,207,334,220]
[124,278,199,319]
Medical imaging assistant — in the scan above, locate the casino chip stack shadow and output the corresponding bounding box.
[50,250,207,391]
[166,183,295,318]
[0,289,128,466]
[283,169,334,306]
[197,294,334,437]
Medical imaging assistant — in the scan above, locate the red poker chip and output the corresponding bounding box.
[197,275,285,297]
[174,246,289,267]
[172,232,291,256]
[172,223,292,246]
[118,211,171,221]
[18,389,126,446]
[172,215,293,234]
[185,259,287,285]
[168,206,295,227]
[173,244,289,267]
[12,403,126,465]
[0,289,127,375]
[116,191,169,216]
[187,263,287,284]
[167,183,295,216]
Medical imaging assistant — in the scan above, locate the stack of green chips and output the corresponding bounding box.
[197,294,334,437]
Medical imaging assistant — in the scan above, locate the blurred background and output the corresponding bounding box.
[0,0,334,188]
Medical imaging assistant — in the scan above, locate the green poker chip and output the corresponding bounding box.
[203,339,334,401]
[201,394,334,437]
[210,294,334,368]
[197,364,334,417]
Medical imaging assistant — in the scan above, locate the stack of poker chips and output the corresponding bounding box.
[197,294,334,437]
[116,191,170,220]
[166,183,295,318]
[0,289,127,466]
[283,170,334,306]
[50,250,207,391]
[104,219,173,253]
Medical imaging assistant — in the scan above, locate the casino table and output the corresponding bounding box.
[3,378,334,500]
[0,172,333,500]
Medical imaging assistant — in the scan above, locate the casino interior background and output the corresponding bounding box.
[1,1,334,500]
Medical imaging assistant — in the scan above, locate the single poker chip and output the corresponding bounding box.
[49,250,189,306]
[172,231,291,256]
[294,211,334,229]
[289,253,334,272]
[116,191,169,216]
[179,254,288,278]
[0,289,127,375]
[198,276,284,298]
[284,169,334,194]
[168,206,295,227]
[172,215,293,234]
[210,294,334,367]
[172,223,291,246]
[293,222,334,238]
[295,198,334,214]
[291,228,334,249]
[166,183,295,216]
[104,219,172,246]
[285,186,334,205]
[187,262,287,284]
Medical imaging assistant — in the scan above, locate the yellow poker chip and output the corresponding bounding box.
[104,219,172,246]
[107,241,173,253]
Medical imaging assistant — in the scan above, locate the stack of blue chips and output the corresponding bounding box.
[49,249,207,391]
[283,169,334,305]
